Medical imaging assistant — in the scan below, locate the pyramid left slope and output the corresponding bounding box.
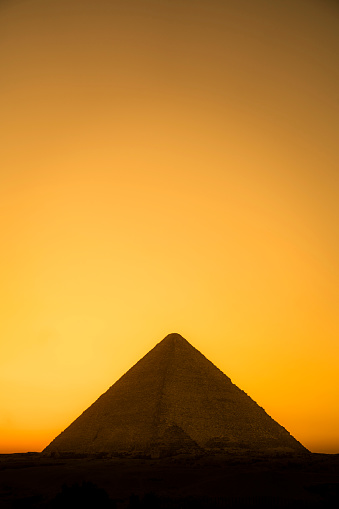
[44,336,178,455]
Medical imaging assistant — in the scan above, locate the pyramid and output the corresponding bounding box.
[43,333,307,457]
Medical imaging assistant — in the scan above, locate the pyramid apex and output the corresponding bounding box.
[163,333,186,342]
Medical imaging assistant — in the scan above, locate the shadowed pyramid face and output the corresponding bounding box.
[44,333,307,457]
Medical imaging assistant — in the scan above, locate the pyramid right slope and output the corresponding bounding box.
[147,334,307,455]
[44,333,307,456]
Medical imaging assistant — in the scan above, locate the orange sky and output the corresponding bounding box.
[0,0,338,454]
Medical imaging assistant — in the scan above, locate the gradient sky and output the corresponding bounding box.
[0,0,338,454]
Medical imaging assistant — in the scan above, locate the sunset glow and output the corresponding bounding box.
[0,0,338,454]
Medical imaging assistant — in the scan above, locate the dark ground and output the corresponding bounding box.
[0,452,338,508]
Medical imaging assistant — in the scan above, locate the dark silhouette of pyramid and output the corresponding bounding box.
[44,333,307,457]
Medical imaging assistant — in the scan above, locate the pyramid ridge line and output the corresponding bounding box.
[100,333,185,394]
